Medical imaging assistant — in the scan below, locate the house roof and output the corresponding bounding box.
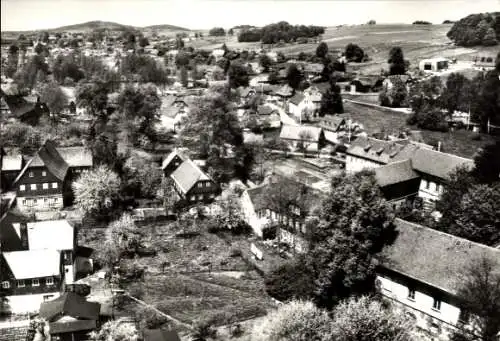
[0,209,29,252]
[374,159,419,187]
[170,159,211,194]
[48,320,97,334]
[380,219,500,295]
[143,329,181,341]
[2,94,38,119]
[319,116,345,132]
[21,220,74,251]
[346,137,417,164]
[2,249,60,279]
[24,141,69,181]
[410,148,473,180]
[39,292,101,321]
[274,85,294,97]
[246,184,267,211]
[162,149,187,170]
[56,147,93,168]
[257,105,277,116]
[280,125,322,142]
[289,92,305,106]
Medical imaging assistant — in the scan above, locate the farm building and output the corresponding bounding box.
[419,58,449,72]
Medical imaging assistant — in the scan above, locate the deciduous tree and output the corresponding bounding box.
[388,46,406,75]
[316,42,329,59]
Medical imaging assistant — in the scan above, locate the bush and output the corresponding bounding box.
[407,110,449,132]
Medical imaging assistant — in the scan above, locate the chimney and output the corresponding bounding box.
[20,222,29,250]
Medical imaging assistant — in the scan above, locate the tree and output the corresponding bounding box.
[123,154,162,198]
[37,82,68,121]
[191,322,217,341]
[180,66,188,87]
[475,66,500,127]
[307,171,396,309]
[367,20,376,25]
[442,73,470,113]
[139,36,149,48]
[297,130,314,155]
[286,64,303,90]
[208,27,226,36]
[106,214,144,257]
[228,62,249,88]
[251,300,332,341]
[319,79,343,115]
[259,54,273,72]
[228,28,234,36]
[76,82,110,122]
[472,141,500,184]
[73,165,121,217]
[388,46,406,75]
[316,42,329,59]
[329,296,415,341]
[380,77,409,108]
[265,256,315,301]
[345,43,365,62]
[452,256,500,341]
[89,320,139,341]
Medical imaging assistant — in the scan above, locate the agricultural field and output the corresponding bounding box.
[343,101,499,158]
[188,24,497,75]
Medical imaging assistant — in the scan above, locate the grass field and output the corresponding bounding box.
[343,101,499,158]
[188,24,497,75]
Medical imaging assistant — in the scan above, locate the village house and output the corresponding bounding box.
[211,48,226,62]
[419,58,449,73]
[303,63,324,80]
[13,141,93,212]
[350,75,384,93]
[169,159,219,204]
[240,177,324,253]
[279,125,325,152]
[346,136,474,210]
[39,292,101,341]
[0,249,62,314]
[303,86,323,112]
[256,104,281,129]
[377,218,500,341]
[161,148,187,177]
[1,90,50,125]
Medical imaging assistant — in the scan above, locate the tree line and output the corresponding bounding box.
[447,12,500,46]
[238,21,325,44]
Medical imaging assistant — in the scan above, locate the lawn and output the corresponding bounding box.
[343,101,499,158]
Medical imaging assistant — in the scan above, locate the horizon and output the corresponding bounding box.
[1,0,498,32]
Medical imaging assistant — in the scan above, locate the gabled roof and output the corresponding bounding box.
[374,159,419,187]
[21,140,69,181]
[48,320,97,334]
[170,159,211,194]
[2,249,60,279]
[56,147,93,168]
[162,149,187,170]
[143,329,181,341]
[380,219,500,295]
[346,137,417,164]
[288,92,305,106]
[2,94,38,119]
[280,125,322,142]
[410,148,473,180]
[23,220,74,251]
[319,116,345,132]
[39,292,100,321]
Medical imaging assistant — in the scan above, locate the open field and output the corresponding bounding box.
[344,101,499,158]
[188,24,497,75]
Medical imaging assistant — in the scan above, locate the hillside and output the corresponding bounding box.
[49,20,137,32]
[143,24,190,31]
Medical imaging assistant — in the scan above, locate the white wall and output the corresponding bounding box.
[16,194,63,212]
[377,274,462,340]
[240,191,268,237]
[7,292,60,314]
[345,155,382,173]
[417,177,444,204]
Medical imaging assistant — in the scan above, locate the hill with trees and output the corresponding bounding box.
[447,12,500,46]
[412,20,432,25]
[238,21,324,43]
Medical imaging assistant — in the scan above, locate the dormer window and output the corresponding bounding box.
[29,171,34,177]
[42,171,47,176]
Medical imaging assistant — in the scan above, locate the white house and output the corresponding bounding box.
[279,125,324,152]
[378,218,500,340]
[212,49,226,62]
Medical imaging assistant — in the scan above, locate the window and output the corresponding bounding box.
[20,185,26,191]
[33,199,37,205]
[17,280,25,288]
[1,281,10,289]
[29,171,34,177]
[43,183,49,189]
[422,179,428,189]
[22,199,27,205]
[53,197,58,203]
[459,310,470,324]
[30,184,37,190]
[198,194,203,200]
[44,198,49,203]
[46,277,54,286]
[432,298,441,311]
[32,279,40,287]
[190,195,195,201]
[407,288,415,300]
[209,194,215,199]
[198,183,203,188]
[42,171,47,176]
[51,182,58,189]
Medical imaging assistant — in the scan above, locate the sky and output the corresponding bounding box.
[1,0,499,31]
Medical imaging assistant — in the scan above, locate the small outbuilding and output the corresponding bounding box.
[419,58,449,72]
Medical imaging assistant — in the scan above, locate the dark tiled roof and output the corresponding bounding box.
[29,141,69,181]
[288,92,305,106]
[380,219,500,295]
[39,292,100,321]
[170,159,210,194]
[2,95,37,118]
[346,137,416,164]
[374,159,419,187]
[319,116,345,132]
[143,329,181,341]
